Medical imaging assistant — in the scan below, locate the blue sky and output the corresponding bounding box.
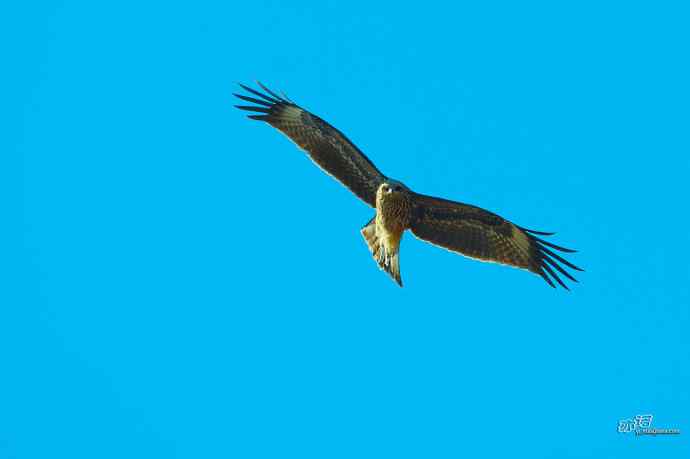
[9,1,689,457]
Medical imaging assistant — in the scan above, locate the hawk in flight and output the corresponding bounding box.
[234,83,582,289]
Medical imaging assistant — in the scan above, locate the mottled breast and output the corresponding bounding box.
[377,192,413,234]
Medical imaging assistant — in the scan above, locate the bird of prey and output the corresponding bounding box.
[234,82,582,289]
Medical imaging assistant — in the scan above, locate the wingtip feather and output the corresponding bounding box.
[538,244,584,272]
[256,81,288,103]
[541,254,578,283]
[518,225,556,236]
[235,105,270,113]
[539,269,556,288]
[532,235,578,253]
[238,82,279,103]
[541,262,569,290]
[234,93,274,107]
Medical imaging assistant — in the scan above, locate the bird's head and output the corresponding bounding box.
[378,180,409,201]
[380,180,407,194]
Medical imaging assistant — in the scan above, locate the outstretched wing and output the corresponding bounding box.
[410,193,582,289]
[234,82,386,207]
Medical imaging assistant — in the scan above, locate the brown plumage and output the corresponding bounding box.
[234,82,384,206]
[235,83,583,289]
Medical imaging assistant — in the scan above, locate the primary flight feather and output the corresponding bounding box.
[234,82,582,289]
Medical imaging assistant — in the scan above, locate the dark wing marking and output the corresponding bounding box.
[234,82,386,207]
[410,193,582,290]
